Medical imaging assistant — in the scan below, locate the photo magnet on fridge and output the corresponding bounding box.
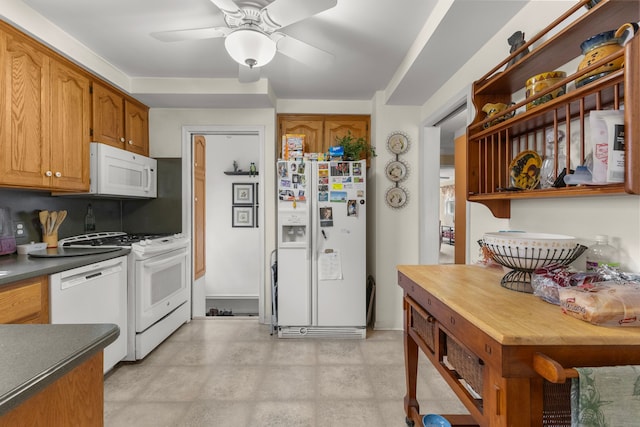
[320,207,333,227]
[347,200,357,217]
[331,162,350,176]
[330,191,348,202]
[277,162,288,178]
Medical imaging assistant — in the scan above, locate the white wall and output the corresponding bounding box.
[370,92,422,330]
[205,134,261,298]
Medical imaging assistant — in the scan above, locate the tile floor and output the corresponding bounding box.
[104,318,468,427]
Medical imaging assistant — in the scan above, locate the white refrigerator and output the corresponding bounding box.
[276,159,367,338]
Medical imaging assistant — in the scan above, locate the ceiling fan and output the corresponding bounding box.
[151,0,337,82]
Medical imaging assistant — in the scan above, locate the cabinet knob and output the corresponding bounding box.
[45,171,52,177]
[120,137,125,143]
[54,172,62,178]
[128,140,133,145]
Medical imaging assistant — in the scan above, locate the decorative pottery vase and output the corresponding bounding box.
[575,22,638,88]
[481,102,515,128]
[525,71,566,110]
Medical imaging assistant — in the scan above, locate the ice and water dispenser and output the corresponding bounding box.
[279,212,307,246]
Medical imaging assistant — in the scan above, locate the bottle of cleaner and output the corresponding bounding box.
[84,203,96,232]
[585,235,619,271]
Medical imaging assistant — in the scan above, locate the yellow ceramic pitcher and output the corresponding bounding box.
[576,22,637,88]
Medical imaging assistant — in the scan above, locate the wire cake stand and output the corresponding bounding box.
[482,242,587,293]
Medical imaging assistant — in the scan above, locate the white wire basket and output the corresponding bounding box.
[481,232,587,293]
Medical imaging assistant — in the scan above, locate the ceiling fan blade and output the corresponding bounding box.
[272,33,334,68]
[238,64,260,83]
[209,0,242,15]
[151,26,229,42]
[262,0,337,29]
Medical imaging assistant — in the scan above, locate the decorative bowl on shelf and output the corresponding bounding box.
[481,232,587,293]
[525,71,566,110]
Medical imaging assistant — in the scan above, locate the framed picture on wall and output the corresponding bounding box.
[232,206,254,228]
[232,183,254,205]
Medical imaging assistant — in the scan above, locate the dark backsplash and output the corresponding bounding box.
[122,158,182,235]
[0,158,182,244]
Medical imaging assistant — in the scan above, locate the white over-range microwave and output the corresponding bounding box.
[57,143,157,198]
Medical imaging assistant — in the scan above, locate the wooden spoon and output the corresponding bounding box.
[48,211,57,235]
[39,210,49,233]
[53,210,67,233]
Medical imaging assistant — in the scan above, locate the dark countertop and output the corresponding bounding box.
[0,323,119,416]
[0,248,130,286]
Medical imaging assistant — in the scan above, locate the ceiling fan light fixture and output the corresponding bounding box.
[224,28,276,68]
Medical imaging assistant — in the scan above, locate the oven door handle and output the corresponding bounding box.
[142,251,187,269]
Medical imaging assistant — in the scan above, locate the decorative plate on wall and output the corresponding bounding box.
[385,186,408,209]
[385,160,408,182]
[387,132,410,155]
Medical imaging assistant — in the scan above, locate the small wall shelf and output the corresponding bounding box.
[224,171,259,176]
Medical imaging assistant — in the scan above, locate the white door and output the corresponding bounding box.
[313,161,367,327]
[276,160,311,326]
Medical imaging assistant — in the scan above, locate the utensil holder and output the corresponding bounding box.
[43,232,58,248]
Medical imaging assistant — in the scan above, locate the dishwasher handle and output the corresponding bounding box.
[60,264,124,290]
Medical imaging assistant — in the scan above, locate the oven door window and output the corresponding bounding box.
[135,248,188,332]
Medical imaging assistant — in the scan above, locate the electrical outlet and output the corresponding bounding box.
[13,221,25,238]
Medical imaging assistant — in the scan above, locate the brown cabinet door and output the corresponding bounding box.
[277,114,371,159]
[0,276,49,324]
[124,99,149,156]
[193,135,206,279]
[278,115,324,156]
[0,31,50,188]
[92,82,124,149]
[324,117,370,156]
[49,59,91,191]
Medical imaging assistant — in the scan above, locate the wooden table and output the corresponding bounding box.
[398,264,640,427]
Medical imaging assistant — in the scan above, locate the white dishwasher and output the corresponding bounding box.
[50,255,128,374]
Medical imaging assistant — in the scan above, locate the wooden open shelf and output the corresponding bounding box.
[467,0,640,218]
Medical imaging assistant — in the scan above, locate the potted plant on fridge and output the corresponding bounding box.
[334,131,376,160]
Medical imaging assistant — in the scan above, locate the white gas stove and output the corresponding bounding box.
[59,231,191,361]
[59,231,189,256]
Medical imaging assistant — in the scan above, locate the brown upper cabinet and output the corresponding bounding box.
[92,82,149,156]
[278,114,371,159]
[0,20,150,192]
[0,26,90,191]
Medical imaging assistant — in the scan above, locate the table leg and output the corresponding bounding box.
[404,301,420,425]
